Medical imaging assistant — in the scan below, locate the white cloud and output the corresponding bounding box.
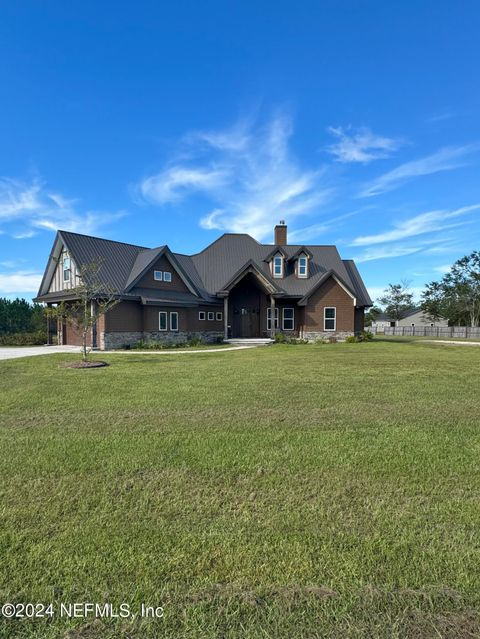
[354,245,424,263]
[359,145,479,197]
[137,112,333,241]
[350,204,480,246]
[0,177,126,238]
[0,270,43,294]
[433,264,452,274]
[327,126,401,163]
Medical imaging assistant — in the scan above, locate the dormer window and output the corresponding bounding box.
[273,255,283,278]
[298,256,308,278]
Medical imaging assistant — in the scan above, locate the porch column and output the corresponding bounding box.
[269,294,276,338]
[46,303,53,345]
[91,300,97,349]
[224,296,229,340]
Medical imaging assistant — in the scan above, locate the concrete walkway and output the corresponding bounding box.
[0,345,80,361]
[423,340,480,347]
[0,344,259,361]
[103,345,258,355]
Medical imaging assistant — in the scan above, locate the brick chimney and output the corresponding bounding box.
[274,220,287,245]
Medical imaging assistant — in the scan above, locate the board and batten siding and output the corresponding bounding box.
[48,249,79,293]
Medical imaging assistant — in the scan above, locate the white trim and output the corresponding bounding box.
[199,311,206,320]
[63,255,71,283]
[272,254,284,278]
[170,311,178,331]
[332,274,356,306]
[154,270,163,281]
[324,307,336,331]
[207,311,214,320]
[216,312,223,321]
[163,271,172,282]
[158,311,168,331]
[282,307,294,330]
[267,307,279,331]
[297,256,308,278]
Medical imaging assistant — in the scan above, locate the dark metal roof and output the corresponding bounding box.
[60,230,146,291]
[35,229,372,307]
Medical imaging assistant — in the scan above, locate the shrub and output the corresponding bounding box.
[274,332,286,343]
[327,335,337,344]
[187,336,205,347]
[356,330,373,342]
[345,335,357,343]
[0,331,47,346]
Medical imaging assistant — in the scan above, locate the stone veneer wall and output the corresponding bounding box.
[101,330,223,350]
[301,330,354,342]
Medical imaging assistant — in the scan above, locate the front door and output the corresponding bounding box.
[238,307,259,338]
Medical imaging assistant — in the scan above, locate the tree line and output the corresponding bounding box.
[0,298,47,344]
[366,251,480,327]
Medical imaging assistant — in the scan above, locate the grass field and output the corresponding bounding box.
[1,341,479,638]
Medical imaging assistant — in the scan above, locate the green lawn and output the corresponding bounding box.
[1,341,479,638]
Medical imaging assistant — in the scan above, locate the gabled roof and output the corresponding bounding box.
[288,246,313,261]
[217,259,284,295]
[124,245,199,296]
[264,246,288,261]
[35,229,372,307]
[297,270,357,306]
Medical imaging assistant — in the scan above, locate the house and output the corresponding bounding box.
[370,313,397,331]
[34,221,372,349]
[371,308,449,331]
[396,308,448,327]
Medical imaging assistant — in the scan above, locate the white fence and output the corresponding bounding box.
[380,326,480,338]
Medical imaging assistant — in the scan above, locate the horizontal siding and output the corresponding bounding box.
[303,277,355,332]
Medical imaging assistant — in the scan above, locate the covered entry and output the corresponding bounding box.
[217,260,282,339]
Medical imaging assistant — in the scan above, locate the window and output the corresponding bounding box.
[267,307,279,331]
[63,255,71,282]
[216,312,223,321]
[154,270,163,281]
[298,256,308,278]
[324,307,336,331]
[208,312,214,320]
[273,255,283,278]
[199,311,206,321]
[163,271,172,282]
[159,311,168,331]
[283,307,294,330]
[170,312,178,331]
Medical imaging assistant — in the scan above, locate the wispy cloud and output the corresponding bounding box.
[0,270,43,294]
[0,177,126,238]
[137,112,333,240]
[327,126,401,164]
[426,111,456,123]
[288,209,366,243]
[359,145,479,197]
[433,264,452,274]
[351,204,480,246]
[354,245,425,263]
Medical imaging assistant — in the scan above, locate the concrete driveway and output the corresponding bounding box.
[0,345,80,361]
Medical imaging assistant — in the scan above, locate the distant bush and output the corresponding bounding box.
[345,331,374,343]
[0,330,47,346]
[273,332,308,345]
[131,336,210,350]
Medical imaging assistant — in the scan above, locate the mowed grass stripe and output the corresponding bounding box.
[0,341,479,638]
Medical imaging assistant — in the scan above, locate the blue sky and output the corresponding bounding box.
[1,1,479,303]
